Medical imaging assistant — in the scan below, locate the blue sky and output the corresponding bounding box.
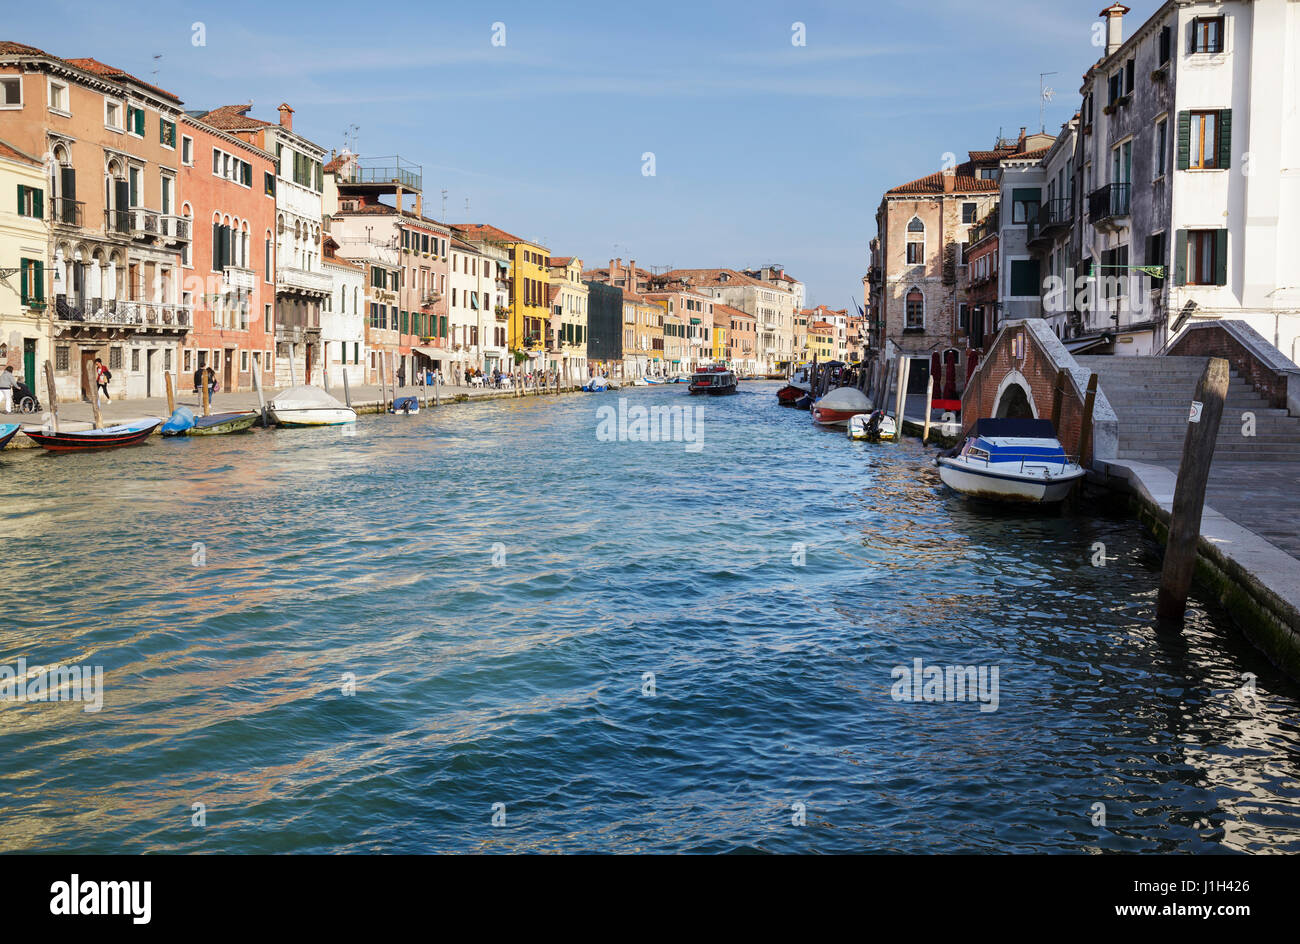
[12,0,1161,308]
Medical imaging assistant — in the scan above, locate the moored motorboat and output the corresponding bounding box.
[776,364,812,406]
[936,417,1085,503]
[388,396,420,414]
[632,377,649,386]
[688,365,737,395]
[810,386,872,427]
[189,411,260,435]
[23,418,161,452]
[582,376,610,392]
[645,377,666,385]
[269,385,357,427]
[847,410,896,442]
[0,423,20,450]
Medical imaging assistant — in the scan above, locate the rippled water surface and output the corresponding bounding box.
[2,384,1298,853]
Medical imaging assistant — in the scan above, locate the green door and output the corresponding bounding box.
[23,339,36,390]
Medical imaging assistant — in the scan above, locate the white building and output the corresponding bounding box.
[1079,1,1300,357]
[448,237,508,382]
[321,242,365,388]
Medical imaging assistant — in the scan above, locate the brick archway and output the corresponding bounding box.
[992,369,1037,419]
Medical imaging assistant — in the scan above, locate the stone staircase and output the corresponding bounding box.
[1075,355,1300,463]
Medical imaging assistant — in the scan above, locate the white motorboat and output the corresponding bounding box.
[936,418,1085,503]
[269,385,357,427]
[632,377,649,386]
[847,410,896,441]
[810,386,872,427]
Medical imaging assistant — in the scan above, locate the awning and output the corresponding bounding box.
[1064,335,1110,354]
[412,346,441,358]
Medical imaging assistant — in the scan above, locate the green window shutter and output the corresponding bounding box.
[34,260,44,301]
[32,187,42,219]
[16,184,24,216]
[1214,230,1228,285]
[1176,112,1191,170]
[19,258,28,304]
[1174,230,1188,285]
[1217,109,1232,169]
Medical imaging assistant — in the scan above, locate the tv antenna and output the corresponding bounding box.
[441,189,448,220]
[342,123,359,153]
[151,54,162,81]
[1040,72,1058,133]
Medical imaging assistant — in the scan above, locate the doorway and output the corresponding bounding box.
[23,339,36,390]
[224,348,234,393]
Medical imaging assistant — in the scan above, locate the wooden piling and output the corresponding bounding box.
[378,351,388,411]
[85,361,103,429]
[435,374,441,407]
[42,360,59,433]
[1074,373,1098,463]
[922,374,934,445]
[1157,357,1230,629]
[165,371,175,415]
[1050,367,1067,431]
[892,355,908,441]
[200,366,211,417]
[252,365,268,426]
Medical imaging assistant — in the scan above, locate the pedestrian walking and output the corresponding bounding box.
[95,357,112,402]
[0,365,14,413]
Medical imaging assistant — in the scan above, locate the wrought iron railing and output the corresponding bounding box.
[1088,183,1130,224]
[52,197,83,226]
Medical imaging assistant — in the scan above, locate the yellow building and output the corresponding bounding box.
[712,304,728,362]
[452,224,548,372]
[808,321,835,361]
[0,140,49,396]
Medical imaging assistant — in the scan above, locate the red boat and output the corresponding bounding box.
[810,386,874,427]
[23,419,161,452]
[776,365,812,406]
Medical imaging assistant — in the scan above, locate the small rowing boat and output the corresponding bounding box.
[190,411,260,435]
[23,418,161,452]
[847,410,896,442]
[389,396,420,415]
[0,423,20,450]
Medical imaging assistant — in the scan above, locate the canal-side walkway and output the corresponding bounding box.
[1,380,587,446]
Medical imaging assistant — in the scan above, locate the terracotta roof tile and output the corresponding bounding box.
[452,223,545,249]
[197,104,272,131]
[63,56,182,103]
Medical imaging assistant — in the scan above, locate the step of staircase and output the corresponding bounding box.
[1079,354,1300,464]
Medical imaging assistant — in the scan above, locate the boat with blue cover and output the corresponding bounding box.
[936,417,1085,503]
[0,423,20,450]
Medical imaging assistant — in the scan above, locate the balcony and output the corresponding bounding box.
[968,209,999,246]
[104,208,130,235]
[53,296,191,330]
[276,266,332,295]
[494,306,508,322]
[159,214,191,243]
[223,266,257,293]
[129,208,160,239]
[1027,197,1073,246]
[336,155,422,192]
[1088,183,1130,227]
[52,197,83,227]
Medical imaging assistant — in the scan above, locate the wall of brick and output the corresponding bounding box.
[960,323,1096,463]
[1168,325,1288,409]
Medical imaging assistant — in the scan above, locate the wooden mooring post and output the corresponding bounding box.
[892,355,909,441]
[1157,357,1230,629]
[200,368,211,417]
[1074,373,1098,463]
[922,374,934,445]
[85,361,103,429]
[1050,367,1067,430]
[43,360,59,433]
[252,366,268,427]
[341,369,352,410]
[165,371,175,415]
[379,352,389,411]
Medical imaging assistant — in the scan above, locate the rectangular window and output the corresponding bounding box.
[1154,118,1168,179]
[1012,188,1041,224]
[962,202,976,224]
[1190,16,1224,54]
[105,98,123,130]
[1181,110,1231,170]
[1159,25,1172,64]
[56,346,70,372]
[0,76,21,108]
[1009,259,1040,297]
[905,297,923,330]
[1146,232,1166,281]
[1180,230,1227,286]
[906,242,923,265]
[48,80,68,113]
[16,184,43,218]
[181,135,193,165]
[127,104,145,136]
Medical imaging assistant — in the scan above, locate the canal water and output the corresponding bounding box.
[1,384,1298,854]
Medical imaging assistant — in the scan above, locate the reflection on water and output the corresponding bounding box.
[0,384,1298,853]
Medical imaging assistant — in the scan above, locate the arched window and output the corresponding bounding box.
[905,287,924,330]
[906,217,925,265]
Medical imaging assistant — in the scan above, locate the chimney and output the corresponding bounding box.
[942,166,956,193]
[277,102,295,131]
[629,259,636,288]
[1100,3,1129,57]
